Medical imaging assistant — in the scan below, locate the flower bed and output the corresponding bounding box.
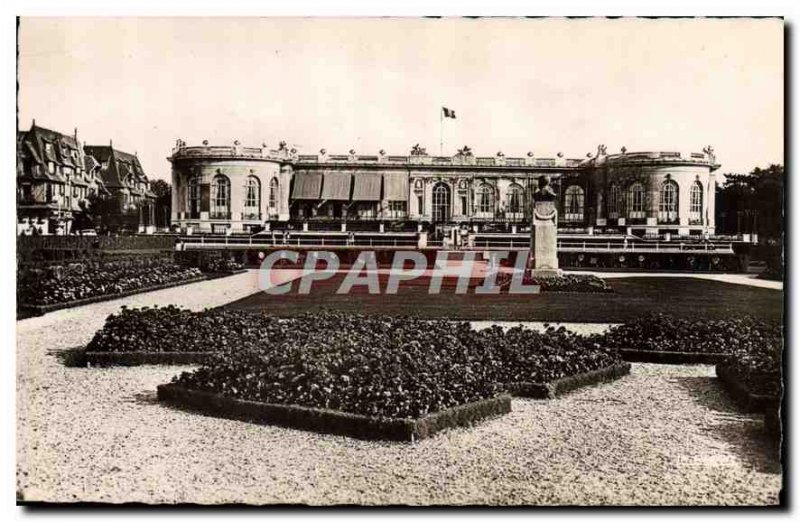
[157,383,512,442]
[17,257,203,308]
[102,311,623,438]
[498,273,613,293]
[595,313,782,364]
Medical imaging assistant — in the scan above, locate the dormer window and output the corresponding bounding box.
[44,143,53,155]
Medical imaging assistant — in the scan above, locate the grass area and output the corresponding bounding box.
[225,275,783,323]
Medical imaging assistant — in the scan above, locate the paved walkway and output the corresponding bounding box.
[16,272,781,505]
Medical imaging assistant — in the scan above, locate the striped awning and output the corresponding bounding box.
[321,171,352,201]
[291,172,323,200]
[351,172,382,201]
[383,172,409,201]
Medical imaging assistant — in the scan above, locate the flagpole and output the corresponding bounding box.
[439,107,443,155]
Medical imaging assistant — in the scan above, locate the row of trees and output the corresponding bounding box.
[715,164,784,242]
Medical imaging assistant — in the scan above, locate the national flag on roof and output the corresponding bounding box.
[442,107,456,119]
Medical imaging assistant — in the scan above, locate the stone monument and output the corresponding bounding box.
[530,175,561,277]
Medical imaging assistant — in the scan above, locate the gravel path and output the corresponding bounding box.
[17,272,782,505]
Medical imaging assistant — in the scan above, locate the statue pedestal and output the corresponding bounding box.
[530,181,561,278]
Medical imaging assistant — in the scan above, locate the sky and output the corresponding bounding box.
[17,17,784,182]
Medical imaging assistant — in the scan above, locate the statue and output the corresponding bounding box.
[457,145,473,157]
[410,143,428,156]
[530,175,560,277]
[597,144,607,156]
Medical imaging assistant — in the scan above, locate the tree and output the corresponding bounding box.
[716,164,784,240]
[150,179,172,229]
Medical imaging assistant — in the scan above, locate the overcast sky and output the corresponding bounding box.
[18,17,783,181]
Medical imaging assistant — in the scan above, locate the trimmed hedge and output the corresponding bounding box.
[157,383,511,442]
[715,364,781,413]
[505,363,631,399]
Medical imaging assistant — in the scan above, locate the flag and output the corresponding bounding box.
[442,107,456,119]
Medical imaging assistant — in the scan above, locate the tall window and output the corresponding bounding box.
[211,174,230,219]
[475,183,495,216]
[188,176,200,218]
[564,185,585,222]
[627,182,646,219]
[506,184,524,215]
[608,184,621,218]
[432,183,451,222]
[658,180,678,222]
[269,177,279,210]
[243,176,261,219]
[690,181,703,222]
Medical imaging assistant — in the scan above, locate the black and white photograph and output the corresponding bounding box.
[10,5,791,511]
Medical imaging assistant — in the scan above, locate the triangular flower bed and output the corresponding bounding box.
[157,383,512,442]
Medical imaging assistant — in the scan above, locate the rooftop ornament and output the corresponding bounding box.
[349,149,356,155]
[278,141,288,151]
[202,140,209,146]
[496,151,504,157]
[457,145,473,157]
[320,148,327,155]
[620,146,627,154]
[557,152,564,158]
[410,143,428,156]
[597,144,607,156]
[379,149,386,156]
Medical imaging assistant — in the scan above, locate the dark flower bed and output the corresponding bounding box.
[722,337,783,397]
[86,305,283,353]
[18,257,203,306]
[156,311,623,419]
[496,273,613,293]
[597,313,782,355]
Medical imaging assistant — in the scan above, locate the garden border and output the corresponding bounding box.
[715,364,781,413]
[505,362,631,399]
[156,383,512,442]
[18,270,247,317]
[618,349,728,365]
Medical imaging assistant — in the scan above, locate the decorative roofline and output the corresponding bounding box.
[168,142,718,171]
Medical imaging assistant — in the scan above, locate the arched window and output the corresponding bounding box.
[690,181,703,222]
[564,185,585,222]
[658,179,679,222]
[269,177,279,210]
[188,176,200,218]
[608,184,621,218]
[475,183,495,216]
[211,174,230,219]
[243,176,261,219]
[627,182,646,219]
[432,182,451,222]
[506,183,524,215]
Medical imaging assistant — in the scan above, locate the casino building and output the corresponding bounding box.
[168,140,719,239]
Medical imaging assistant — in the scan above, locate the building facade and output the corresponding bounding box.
[169,141,719,237]
[17,121,157,235]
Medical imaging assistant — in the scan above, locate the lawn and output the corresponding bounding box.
[225,275,783,323]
